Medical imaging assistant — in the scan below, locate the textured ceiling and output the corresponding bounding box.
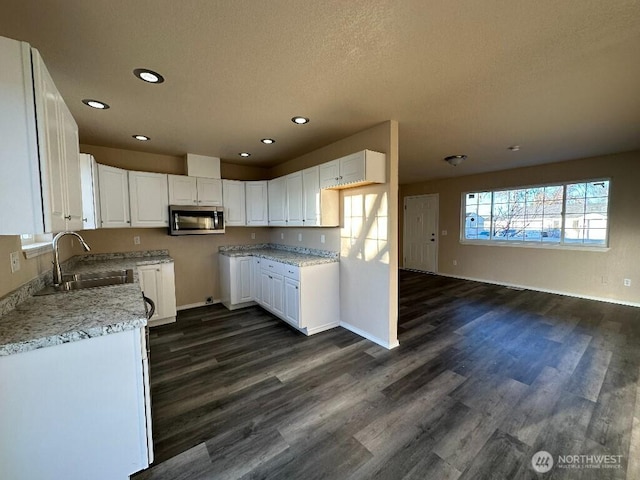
[1,0,639,183]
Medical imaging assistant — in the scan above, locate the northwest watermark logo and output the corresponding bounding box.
[531,451,554,473]
[531,451,624,473]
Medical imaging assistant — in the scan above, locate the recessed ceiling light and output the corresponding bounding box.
[82,99,110,109]
[444,154,467,166]
[291,116,309,125]
[133,68,165,84]
[239,152,251,157]
[261,138,275,144]
[132,135,150,141]
[508,145,521,151]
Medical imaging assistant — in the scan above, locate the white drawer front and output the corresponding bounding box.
[283,265,300,281]
[262,259,284,275]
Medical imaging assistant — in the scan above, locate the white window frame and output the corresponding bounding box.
[460,178,611,251]
[20,233,54,259]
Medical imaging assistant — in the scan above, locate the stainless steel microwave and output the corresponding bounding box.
[169,206,225,235]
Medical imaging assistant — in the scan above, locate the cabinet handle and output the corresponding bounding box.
[339,176,343,180]
[64,215,72,220]
[82,218,87,222]
[194,200,198,203]
[269,275,273,279]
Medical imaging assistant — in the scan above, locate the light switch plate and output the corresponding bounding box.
[320,234,326,244]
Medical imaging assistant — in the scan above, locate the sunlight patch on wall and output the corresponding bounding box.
[341,191,389,263]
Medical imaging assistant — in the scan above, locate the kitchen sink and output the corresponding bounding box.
[35,269,134,295]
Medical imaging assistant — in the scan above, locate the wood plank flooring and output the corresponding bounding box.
[133,271,640,479]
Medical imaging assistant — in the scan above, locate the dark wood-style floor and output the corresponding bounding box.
[133,271,640,480]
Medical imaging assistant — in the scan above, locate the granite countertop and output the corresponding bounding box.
[0,251,173,357]
[219,244,338,267]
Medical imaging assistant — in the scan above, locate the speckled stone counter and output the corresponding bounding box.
[219,244,338,267]
[0,251,173,357]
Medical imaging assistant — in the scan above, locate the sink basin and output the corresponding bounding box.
[35,269,134,295]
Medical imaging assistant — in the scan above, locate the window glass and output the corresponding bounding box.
[462,179,609,248]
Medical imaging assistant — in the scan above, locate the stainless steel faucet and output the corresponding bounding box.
[52,231,91,286]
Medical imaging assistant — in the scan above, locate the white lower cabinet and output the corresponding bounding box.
[284,277,300,326]
[138,262,177,327]
[219,255,256,310]
[0,328,152,480]
[220,254,339,335]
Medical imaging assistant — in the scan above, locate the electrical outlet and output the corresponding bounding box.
[280,233,284,240]
[251,232,256,240]
[453,260,458,266]
[133,236,141,245]
[206,296,213,304]
[10,251,20,273]
[624,278,632,287]
[298,233,303,242]
[320,234,326,244]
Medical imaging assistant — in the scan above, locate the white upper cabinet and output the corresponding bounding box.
[268,176,287,226]
[302,166,339,227]
[196,177,222,206]
[319,150,386,189]
[129,171,169,228]
[245,181,268,226]
[222,180,246,226]
[79,154,100,230]
[168,175,222,206]
[0,36,83,234]
[319,160,340,190]
[32,48,83,233]
[167,175,197,205]
[285,172,304,226]
[98,164,130,228]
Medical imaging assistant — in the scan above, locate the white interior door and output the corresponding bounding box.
[403,194,438,272]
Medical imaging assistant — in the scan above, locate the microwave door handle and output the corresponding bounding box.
[174,213,180,231]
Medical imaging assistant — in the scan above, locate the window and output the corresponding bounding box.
[463,179,610,248]
[20,233,54,258]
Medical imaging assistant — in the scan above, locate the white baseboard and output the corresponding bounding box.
[305,322,340,336]
[340,321,399,350]
[148,316,176,328]
[221,300,256,311]
[177,299,220,311]
[437,273,640,308]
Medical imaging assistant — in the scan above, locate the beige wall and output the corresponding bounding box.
[79,144,269,179]
[400,150,640,305]
[271,121,399,347]
[0,236,74,299]
[72,227,270,307]
[269,228,340,252]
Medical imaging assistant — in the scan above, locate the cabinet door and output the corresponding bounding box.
[33,51,66,233]
[339,151,365,185]
[196,177,223,206]
[319,160,340,189]
[286,172,303,226]
[168,175,197,205]
[129,171,169,228]
[251,258,262,303]
[268,176,287,226]
[79,154,100,230]
[284,277,300,326]
[246,181,268,226]
[260,270,273,309]
[98,164,130,228]
[271,273,285,317]
[59,102,83,230]
[222,180,246,226]
[138,265,162,320]
[237,257,253,304]
[0,38,45,235]
[302,166,320,226]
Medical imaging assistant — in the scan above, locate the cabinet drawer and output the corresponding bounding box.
[283,265,299,281]
[262,259,284,275]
